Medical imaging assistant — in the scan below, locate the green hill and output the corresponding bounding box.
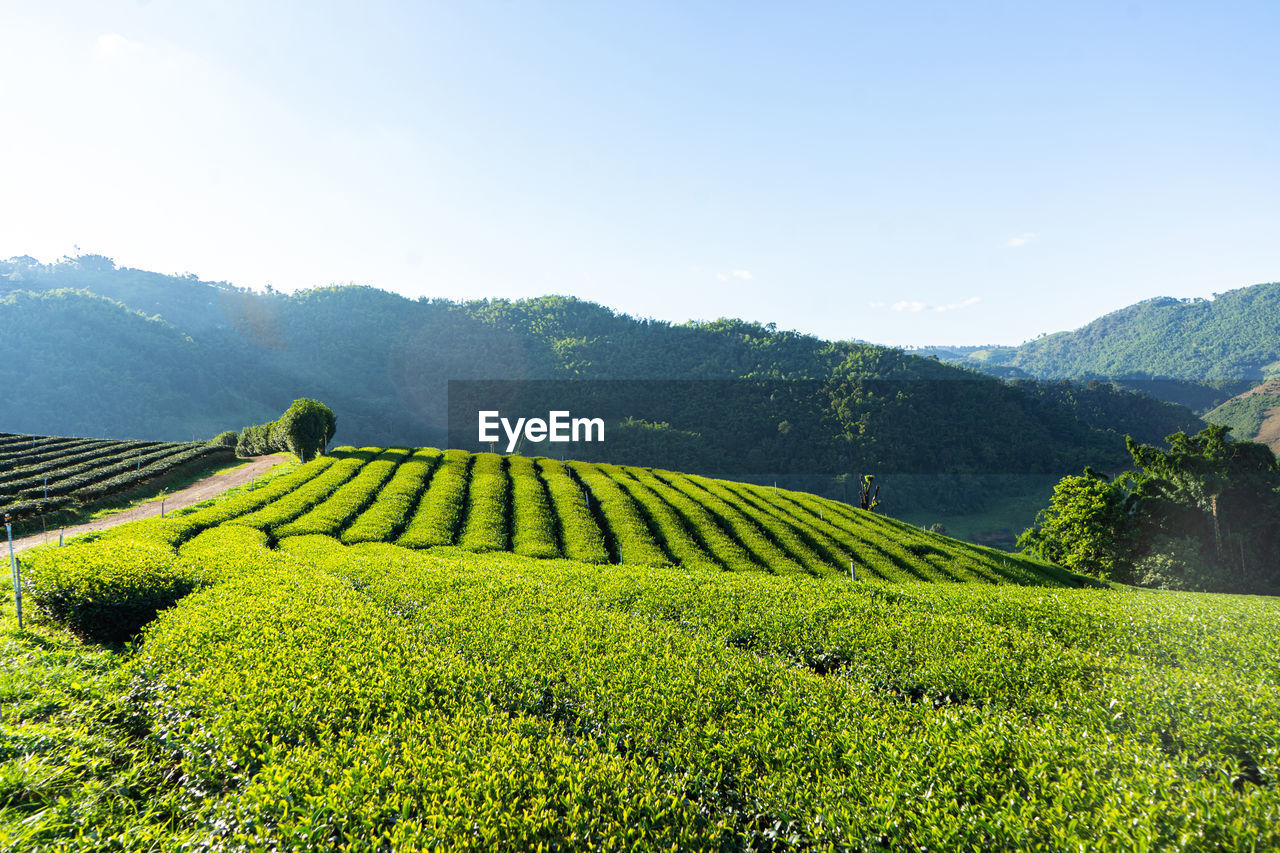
[100,446,1080,586]
[1205,380,1280,453]
[0,255,1204,519]
[918,280,1280,407]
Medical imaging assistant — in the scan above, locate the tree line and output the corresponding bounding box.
[1019,425,1280,594]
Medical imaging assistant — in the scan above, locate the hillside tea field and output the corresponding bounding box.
[64,446,1084,585]
[0,432,233,523]
[1,448,1277,851]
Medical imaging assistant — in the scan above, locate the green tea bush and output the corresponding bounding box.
[507,455,560,558]
[457,452,509,552]
[623,465,760,571]
[342,447,440,544]
[0,438,122,484]
[688,474,836,576]
[155,455,332,545]
[208,430,239,448]
[569,461,669,566]
[536,457,609,563]
[597,463,719,570]
[275,447,406,539]
[397,449,471,548]
[229,447,371,534]
[22,537,204,644]
[653,469,807,574]
[4,501,1279,849]
[1,441,160,497]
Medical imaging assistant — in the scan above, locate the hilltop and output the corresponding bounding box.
[106,445,1082,586]
[918,280,1280,409]
[0,255,1203,521]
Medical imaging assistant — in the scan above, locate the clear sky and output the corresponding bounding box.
[2,1,1276,346]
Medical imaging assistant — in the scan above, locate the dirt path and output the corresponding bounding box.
[7,454,291,554]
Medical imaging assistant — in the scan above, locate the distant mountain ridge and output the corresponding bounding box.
[0,254,1205,515]
[917,281,1280,402]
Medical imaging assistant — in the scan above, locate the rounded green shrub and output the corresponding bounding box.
[23,538,205,644]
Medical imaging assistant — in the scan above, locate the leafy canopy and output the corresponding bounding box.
[1020,425,1280,593]
[271,398,337,463]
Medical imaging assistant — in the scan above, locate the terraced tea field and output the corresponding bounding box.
[3,446,1277,851]
[0,432,233,521]
[110,445,1083,586]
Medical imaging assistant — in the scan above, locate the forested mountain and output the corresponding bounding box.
[0,255,1204,514]
[917,281,1280,409]
[1204,381,1280,453]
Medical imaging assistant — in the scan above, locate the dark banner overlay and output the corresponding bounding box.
[446,379,1128,479]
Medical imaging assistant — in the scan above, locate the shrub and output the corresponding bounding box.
[209,430,239,448]
[236,422,281,456]
[23,538,206,644]
[271,398,337,462]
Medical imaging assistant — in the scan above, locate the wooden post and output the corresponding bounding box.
[5,515,20,629]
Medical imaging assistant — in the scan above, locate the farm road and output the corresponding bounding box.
[8,454,291,554]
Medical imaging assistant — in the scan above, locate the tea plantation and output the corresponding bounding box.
[1,448,1277,850]
[0,432,232,522]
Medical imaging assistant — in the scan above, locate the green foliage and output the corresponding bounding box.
[228,447,369,535]
[1022,426,1280,592]
[0,435,231,520]
[22,537,205,644]
[568,460,669,566]
[929,282,1280,382]
[274,447,406,538]
[37,532,1268,849]
[1204,381,1280,446]
[235,421,280,456]
[209,430,238,448]
[146,454,327,546]
[271,398,337,462]
[5,446,1278,848]
[397,449,472,548]
[535,457,609,563]
[507,455,560,558]
[456,452,510,552]
[341,447,440,545]
[1017,473,1134,580]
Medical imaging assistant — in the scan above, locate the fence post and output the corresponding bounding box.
[5,515,20,629]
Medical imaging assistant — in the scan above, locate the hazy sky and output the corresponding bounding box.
[2,1,1276,346]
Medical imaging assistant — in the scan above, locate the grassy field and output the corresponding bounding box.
[1,447,1276,850]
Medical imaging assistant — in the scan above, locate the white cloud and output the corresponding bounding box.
[935,297,981,312]
[873,297,982,314]
[731,269,752,280]
[95,33,139,59]
[1006,232,1037,248]
[717,272,728,281]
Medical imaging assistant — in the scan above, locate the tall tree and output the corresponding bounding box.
[1020,426,1280,593]
[271,399,337,463]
